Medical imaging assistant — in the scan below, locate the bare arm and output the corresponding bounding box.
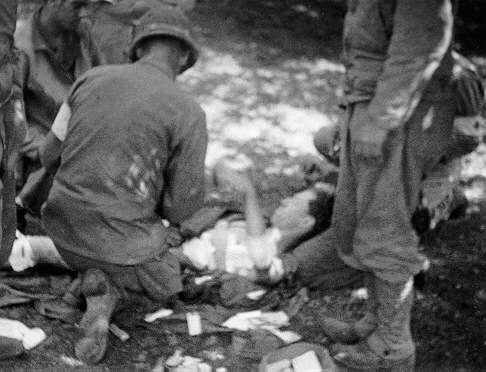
[39,131,62,174]
[214,161,276,268]
[244,186,266,237]
[39,101,71,173]
[213,161,266,237]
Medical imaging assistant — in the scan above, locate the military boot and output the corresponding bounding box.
[331,276,415,372]
[319,275,378,344]
[319,312,377,344]
[75,268,122,365]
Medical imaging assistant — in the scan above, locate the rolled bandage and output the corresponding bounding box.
[9,231,35,272]
[0,318,46,350]
[244,228,280,269]
[186,312,202,336]
[9,233,70,270]
[268,257,285,282]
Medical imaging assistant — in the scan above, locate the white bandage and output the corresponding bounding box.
[9,231,35,272]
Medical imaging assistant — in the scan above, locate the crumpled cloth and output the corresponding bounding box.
[0,268,74,308]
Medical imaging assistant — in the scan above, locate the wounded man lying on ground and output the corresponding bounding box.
[177,160,335,282]
[10,5,206,365]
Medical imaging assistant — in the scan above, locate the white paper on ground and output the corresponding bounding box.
[291,350,323,372]
[267,328,302,344]
[144,308,174,323]
[222,310,290,331]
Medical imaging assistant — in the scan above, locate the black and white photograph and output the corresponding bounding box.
[0,0,484,370]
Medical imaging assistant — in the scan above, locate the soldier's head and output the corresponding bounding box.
[128,4,199,75]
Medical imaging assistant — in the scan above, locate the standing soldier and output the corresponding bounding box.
[0,0,26,266]
[271,1,456,370]
[327,0,455,369]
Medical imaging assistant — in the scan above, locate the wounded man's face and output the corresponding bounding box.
[270,189,316,232]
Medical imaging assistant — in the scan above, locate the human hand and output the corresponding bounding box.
[166,226,183,248]
[313,122,341,166]
[352,121,389,160]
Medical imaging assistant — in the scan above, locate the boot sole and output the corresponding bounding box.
[75,269,121,364]
[334,353,415,372]
[75,318,109,364]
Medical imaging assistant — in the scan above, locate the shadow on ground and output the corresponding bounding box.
[182,0,345,177]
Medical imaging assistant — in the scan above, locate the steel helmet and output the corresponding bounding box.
[128,4,199,72]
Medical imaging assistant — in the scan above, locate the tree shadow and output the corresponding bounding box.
[183,0,346,180]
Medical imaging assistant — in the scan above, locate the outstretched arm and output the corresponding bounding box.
[213,161,278,268]
[213,161,266,237]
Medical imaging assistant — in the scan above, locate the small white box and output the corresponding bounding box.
[266,358,291,372]
[186,312,202,336]
[291,350,323,372]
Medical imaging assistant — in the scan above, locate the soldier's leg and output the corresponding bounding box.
[75,268,122,365]
[331,89,455,371]
[318,273,378,344]
[331,276,416,372]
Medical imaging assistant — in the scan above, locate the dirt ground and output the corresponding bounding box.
[1,0,486,371]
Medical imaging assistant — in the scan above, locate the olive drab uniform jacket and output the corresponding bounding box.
[0,0,26,265]
[286,0,456,287]
[342,0,455,125]
[337,0,455,281]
